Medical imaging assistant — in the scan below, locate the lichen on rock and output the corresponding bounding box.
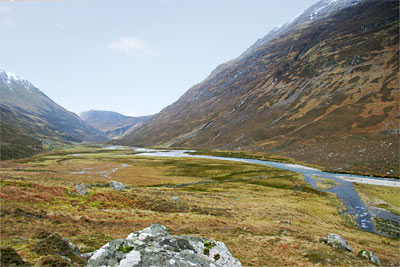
[358,250,381,266]
[75,183,87,195]
[87,224,242,267]
[327,233,352,252]
[109,181,127,190]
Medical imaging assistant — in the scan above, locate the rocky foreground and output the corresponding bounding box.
[86,224,242,267]
[0,225,383,266]
[1,148,397,266]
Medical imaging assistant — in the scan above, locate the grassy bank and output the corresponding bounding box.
[1,146,399,266]
[183,148,400,179]
[354,183,400,216]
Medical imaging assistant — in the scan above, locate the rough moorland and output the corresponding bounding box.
[1,146,399,266]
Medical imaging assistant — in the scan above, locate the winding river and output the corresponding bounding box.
[133,148,400,234]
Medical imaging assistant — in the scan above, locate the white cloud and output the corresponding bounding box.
[54,23,64,31]
[0,5,13,29]
[108,37,161,57]
[0,6,10,13]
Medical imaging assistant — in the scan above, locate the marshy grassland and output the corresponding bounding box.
[354,183,400,216]
[1,146,399,266]
[312,176,342,191]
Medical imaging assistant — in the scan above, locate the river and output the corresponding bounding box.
[132,148,400,234]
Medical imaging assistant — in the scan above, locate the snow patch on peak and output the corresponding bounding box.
[301,0,364,23]
[271,25,283,32]
[0,69,34,91]
[7,71,22,81]
[1,69,24,81]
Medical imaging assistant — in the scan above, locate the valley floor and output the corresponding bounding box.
[0,145,399,266]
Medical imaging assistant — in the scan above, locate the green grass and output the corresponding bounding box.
[354,183,400,216]
[313,176,342,190]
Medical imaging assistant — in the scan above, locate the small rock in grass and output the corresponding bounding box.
[171,196,179,202]
[359,250,381,266]
[327,233,352,251]
[75,183,87,195]
[277,219,291,224]
[109,181,127,190]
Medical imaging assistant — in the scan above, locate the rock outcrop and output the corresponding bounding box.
[87,224,242,267]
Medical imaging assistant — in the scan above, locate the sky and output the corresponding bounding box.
[0,0,318,117]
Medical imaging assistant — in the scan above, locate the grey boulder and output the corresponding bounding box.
[359,250,381,266]
[171,196,179,202]
[109,181,127,190]
[75,183,87,195]
[327,233,352,252]
[87,224,241,267]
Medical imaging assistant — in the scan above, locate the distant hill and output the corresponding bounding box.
[80,110,152,139]
[120,0,399,177]
[0,70,107,160]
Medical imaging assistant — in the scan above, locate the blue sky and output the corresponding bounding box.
[1,0,317,116]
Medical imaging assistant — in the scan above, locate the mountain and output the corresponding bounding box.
[120,0,399,177]
[80,110,152,139]
[0,70,107,160]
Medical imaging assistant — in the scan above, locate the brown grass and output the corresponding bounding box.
[1,147,399,266]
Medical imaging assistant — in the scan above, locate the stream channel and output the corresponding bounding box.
[130,148,400,234]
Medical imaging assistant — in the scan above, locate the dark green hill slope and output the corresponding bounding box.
[0,70,107,160]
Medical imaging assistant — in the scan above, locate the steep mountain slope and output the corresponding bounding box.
[80,110,152,139]
[0,70,107,159]
[120,0,399,177]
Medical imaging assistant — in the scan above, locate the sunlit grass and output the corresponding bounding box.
[354,183,400,216]
[313,176,342,190]
[1,146,399,266]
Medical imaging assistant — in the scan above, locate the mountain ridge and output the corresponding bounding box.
[0,70,107,159]
[80,110,152,139]
[119,0,399,177]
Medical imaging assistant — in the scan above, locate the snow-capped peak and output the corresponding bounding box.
[0,69,25,82]
[305,0,362,20]
[0,69,34,92]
